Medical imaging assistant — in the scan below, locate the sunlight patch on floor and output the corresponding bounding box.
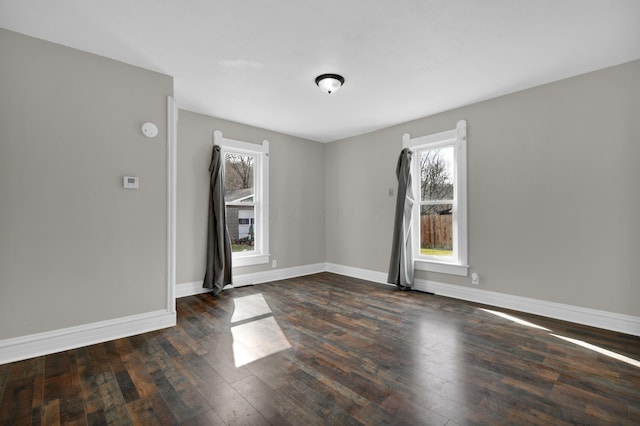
[479,308,551,331]
[479,307,639,369]
[231,316,292,367]
[230,293,292,367]
[551,334,640,368]
[231,293,272,323]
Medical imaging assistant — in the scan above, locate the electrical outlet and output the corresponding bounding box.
[471,272,480,285]
[272,260,277,269]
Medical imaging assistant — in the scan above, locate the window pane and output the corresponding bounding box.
[420,147,454,201]
[226,206,256,252]
[224,153,255,203]
[420,204,453,256]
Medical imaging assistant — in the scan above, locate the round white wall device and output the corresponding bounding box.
[141,122,158,138]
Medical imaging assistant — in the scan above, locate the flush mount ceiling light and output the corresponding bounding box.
[315,73,345,94]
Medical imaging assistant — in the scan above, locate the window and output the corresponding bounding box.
[214,130,269,267]
[403,120,468,276]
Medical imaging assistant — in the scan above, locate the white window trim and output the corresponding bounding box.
[214,130,270,267]
[403,120,469,276]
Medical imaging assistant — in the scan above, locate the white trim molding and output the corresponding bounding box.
[230,263,325,287]
[403,120,469,277]
[177,281,212,298]
[215,130,270,267]
[166,96,178,313]
[414,260,469,276]
[177,263,327,298]
[0,310,176,365]
[325,263,390,286]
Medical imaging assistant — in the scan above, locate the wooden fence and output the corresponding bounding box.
[420,214,452,249]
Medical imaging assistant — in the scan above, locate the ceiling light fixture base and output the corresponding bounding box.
[315,73,345,94]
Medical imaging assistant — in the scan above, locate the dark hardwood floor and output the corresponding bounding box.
[1,272,639,425]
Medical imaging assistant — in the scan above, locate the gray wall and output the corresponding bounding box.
[326,60,640,317]
[176,110,325,283]
[0,30,172,339]
[2,27,637,347]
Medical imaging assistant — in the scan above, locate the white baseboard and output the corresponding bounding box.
[0,310,176,365]
[327,263,640,337]
[176,281,211,298]
[325,263,392,286]
[233,262,327,287]
[412,278,640,336]
[177,262,327,298]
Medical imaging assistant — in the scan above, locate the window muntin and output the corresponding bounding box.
[403,120,468,276]
[215,130,269,267]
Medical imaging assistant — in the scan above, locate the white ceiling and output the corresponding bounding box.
[1,1,639,142]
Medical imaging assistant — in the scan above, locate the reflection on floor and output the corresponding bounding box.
[479,308,551,331]
[230,293,291,367]
[231,293,272,323]
[551,333,640,368]
[480,307,640,368]
[232,316,292,368]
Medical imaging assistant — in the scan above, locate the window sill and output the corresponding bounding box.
[232,253,270,267]
[414,259,469,276]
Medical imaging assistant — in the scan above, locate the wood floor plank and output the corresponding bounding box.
[149,367,208,422]
[231,374,315,425]
[40,398,60,425]
[177,355,269,425]
[114,370,140,404]
[1,272,639,425]
[120,352,158,400]
[85,408,108,426]
[58,396,86,426]
[0,376,35,424]
[126,394,176,426]
[0,364,8,400]
[287,363,369,413]
[178,408,226,426]
[29,358,45,411]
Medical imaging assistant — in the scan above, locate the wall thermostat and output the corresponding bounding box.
[123,176,139,189]
[141,122,158,138]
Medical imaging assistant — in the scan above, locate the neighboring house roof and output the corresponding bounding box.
[225,188,254,203]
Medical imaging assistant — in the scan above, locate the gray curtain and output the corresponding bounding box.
[203,144,232,295]
[387,148,414,289]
